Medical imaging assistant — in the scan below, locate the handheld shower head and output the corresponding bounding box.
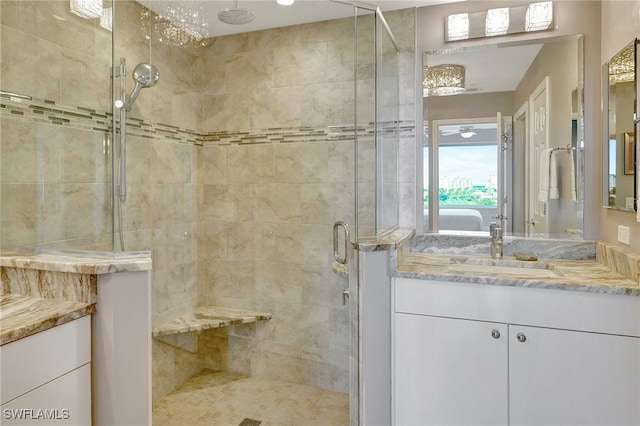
[127,63,160,107]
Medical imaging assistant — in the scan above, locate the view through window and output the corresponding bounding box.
[424,121,498,232]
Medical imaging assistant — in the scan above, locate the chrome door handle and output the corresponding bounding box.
[516,332,527,343]
[333,221,350,265]
[491,329,501,339]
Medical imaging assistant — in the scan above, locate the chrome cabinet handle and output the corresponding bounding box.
[516,332,527,343]
[491,329,501,339]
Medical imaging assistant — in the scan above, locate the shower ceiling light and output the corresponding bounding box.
[423,64,465,97]
[277,0,295,5]
[69,0,102,19]
[141,4,213,48]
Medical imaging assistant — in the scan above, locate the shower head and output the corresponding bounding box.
[127,63,160,107]
[218,1,255,25]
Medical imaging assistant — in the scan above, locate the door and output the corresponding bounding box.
[527,77,550,235]
[340,4,401,424]
[509,325,640,426]
[497,112,513,232]
[395,314,508,426]
[514,102,528,234]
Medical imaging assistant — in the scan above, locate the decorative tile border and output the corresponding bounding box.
[1,91,416,146]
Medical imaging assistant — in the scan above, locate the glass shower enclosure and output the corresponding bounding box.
[0,1,400,423]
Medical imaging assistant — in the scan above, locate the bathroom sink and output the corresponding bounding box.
[447,257,561,277]
[448,263,558,277]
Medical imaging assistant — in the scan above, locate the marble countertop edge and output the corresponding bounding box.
[0,294,95,345]
[394,253,640,297]
[0,254,152,274]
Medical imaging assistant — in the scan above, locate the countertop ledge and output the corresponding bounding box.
[0,294,95,345]
[395,253,640,296]
[0,253,152,274]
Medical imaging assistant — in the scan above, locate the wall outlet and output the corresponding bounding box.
[617,225,631,245]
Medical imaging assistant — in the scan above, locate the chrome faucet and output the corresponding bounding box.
[490,222,503,259]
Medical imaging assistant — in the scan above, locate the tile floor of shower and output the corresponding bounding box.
[153,369,350,426]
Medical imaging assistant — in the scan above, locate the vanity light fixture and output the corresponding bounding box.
[525,1,553,32]
[446,1,553,42]
[485,8,509,36]
[447,13,469,41]
[69,0,102,19]
[100,7,112,31]
[423,64,466,97]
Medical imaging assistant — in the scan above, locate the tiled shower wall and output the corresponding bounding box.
[1,0,112,250]
[1,0,417,400]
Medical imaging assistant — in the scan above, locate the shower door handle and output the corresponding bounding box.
[333,221,350,265]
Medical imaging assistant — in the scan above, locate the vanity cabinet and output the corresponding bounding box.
[0,316,92,425]
[393,278,640,426]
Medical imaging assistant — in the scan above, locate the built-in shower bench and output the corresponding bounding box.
[151,306,272,353]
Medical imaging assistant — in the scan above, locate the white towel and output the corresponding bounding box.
[569,151,577,202]
[549,150,560,200]
[538,148,553,203]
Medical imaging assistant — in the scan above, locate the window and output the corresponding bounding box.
[424,120,499,232]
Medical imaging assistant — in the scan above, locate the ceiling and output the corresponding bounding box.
[137,0,459,37]
[425,43,544,94]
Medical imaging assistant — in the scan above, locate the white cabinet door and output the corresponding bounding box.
[395,313,509,426]
[509,325,640,426]
[1,364,91,426]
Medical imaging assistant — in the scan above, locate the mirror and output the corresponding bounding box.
[603,38,638,212]
[423,34,585,238]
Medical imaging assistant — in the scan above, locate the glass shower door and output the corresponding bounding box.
[345,3,400,424]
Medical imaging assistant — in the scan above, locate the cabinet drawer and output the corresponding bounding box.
[394,278,640,336]
[1,364,91,426]
[0,316,91,405]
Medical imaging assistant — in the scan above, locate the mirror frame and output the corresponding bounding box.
[602,38,638,212]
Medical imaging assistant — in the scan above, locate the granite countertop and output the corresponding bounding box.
[0,251,150,345]
[395,253,640,296]
[0,294,95,345]
[0,251,152,274]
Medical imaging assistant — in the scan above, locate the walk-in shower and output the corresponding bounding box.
[0,0,403,423]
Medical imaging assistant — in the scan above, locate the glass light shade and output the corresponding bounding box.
[70,0,102,19]
[526,1,553,32]
[486,8,509,36]
[447,13,469,41]
[423,64,466,97]
[100,7,112,31]
[141,5,212,48]
[609,43,635,84]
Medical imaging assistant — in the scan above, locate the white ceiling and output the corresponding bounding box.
[137,0,458,37]
[425,43,544,94]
